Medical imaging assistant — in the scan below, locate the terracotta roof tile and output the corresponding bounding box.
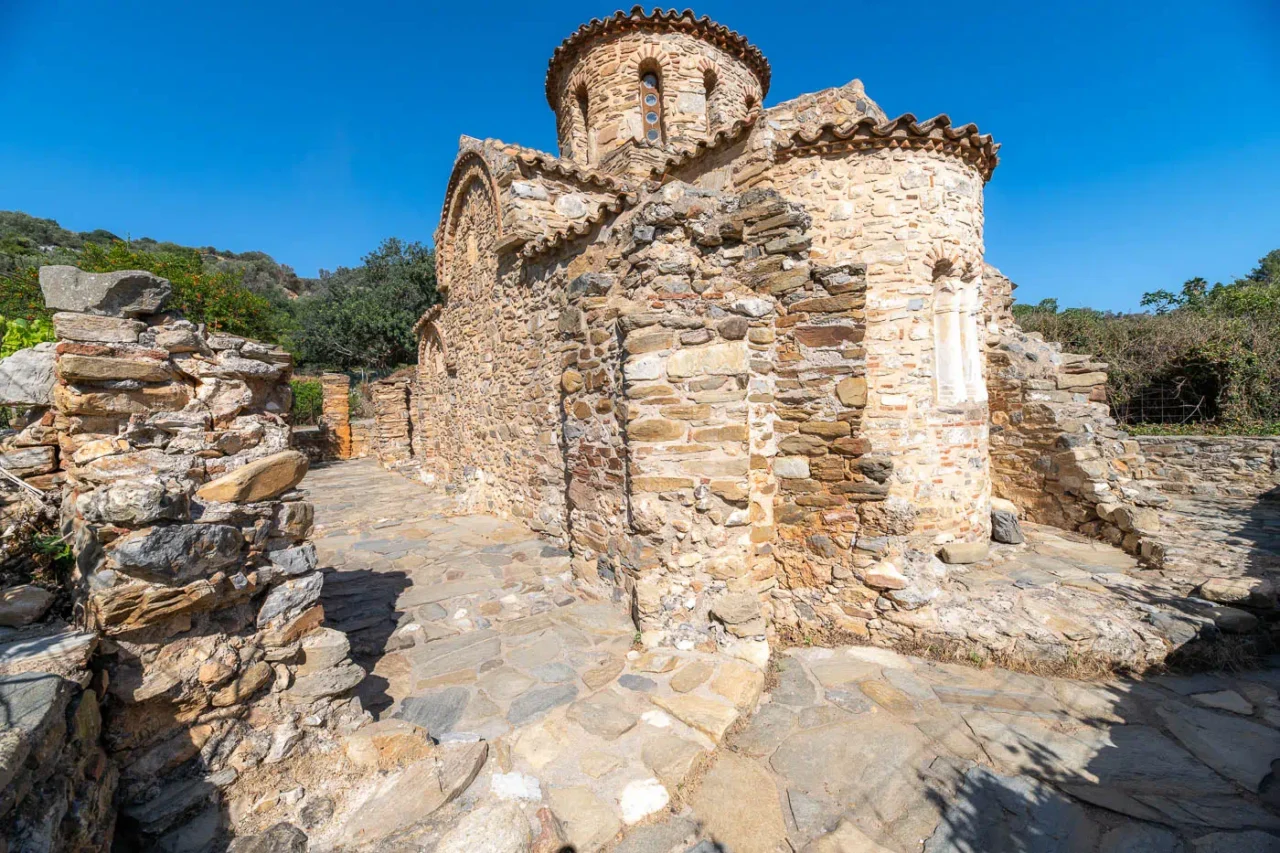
[776,114,1001,181]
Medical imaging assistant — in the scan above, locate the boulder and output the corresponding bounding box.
[0,343,56,406]
[39,266,171,317]
[196,451,308,503]
[0,585,55,627]
[106,524,243,584]
[1198,577,1276,610]
[990,509,1025,544]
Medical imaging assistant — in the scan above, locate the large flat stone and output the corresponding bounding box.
[0,628,97,676]
[1156,702,1280,792]
[508,683,578,725]
[770,717,935,827]
[40,266,171,316]
[395,686,470,735]
[650,694,739,743]
[689,752,787,853]
[339,741,487,845]
[567,692,639,740]
[923,765,1098,852]
[547,786,621,853]
[964,710,1280,828]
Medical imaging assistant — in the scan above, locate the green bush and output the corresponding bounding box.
[291,378,323,426]
[0,315,55,357]
[1016,249,1280,433]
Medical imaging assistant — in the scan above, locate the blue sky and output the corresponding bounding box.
[1,0,1276,310]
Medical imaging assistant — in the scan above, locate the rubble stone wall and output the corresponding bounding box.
[413,170,569,535]
[1133,436,1280,583]
[1,266,370,851]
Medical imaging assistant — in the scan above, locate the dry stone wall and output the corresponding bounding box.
[1133,436,1280,586]
[1,266,370,851]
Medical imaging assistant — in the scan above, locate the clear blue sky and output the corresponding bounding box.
[1,1,1276,310]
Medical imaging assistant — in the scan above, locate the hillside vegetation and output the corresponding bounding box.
[0,211,438,374]
[1016,249,1280,433]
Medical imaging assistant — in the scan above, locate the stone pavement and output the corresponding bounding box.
[298,459,764,851]
[282,459,1280,852]
[875,522,1259,671]
[703,645,1280,852]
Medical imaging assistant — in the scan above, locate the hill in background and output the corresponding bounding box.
[0,210,321,300]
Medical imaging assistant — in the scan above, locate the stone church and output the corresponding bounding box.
[379,7,1148,657]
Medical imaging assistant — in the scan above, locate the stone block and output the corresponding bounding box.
[196,450,309,503]
[0,343,56,406]
[938,541,989,564]
[52,313,146,343]
[39,266,171,316]
[666,342,747,379]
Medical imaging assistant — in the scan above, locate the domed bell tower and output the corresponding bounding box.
[545,7,770,178]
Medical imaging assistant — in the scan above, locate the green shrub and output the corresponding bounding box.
[291,378,323,425]
[1016,249,1280,432]
[0,315,55,357]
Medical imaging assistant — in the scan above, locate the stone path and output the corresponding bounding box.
[295,459,1280,852]
[700,645,1280,852]
[302,459,763,851]
[885,521,1262,670]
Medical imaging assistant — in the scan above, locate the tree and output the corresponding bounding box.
[289,238,438,372]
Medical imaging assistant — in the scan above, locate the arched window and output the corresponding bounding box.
[575,87,592,163]
[703,69,718,135]
[639,67,663,144]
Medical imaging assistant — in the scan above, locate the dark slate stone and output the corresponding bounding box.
[991,509,1026,544]
[507,683,578,725]
[618,674,657,693]
[394,686,469,735]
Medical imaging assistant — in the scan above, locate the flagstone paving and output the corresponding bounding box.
[304,459,762,850]
[301,459,1280,852]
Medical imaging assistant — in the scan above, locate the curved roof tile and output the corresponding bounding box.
[776,114,1000,181]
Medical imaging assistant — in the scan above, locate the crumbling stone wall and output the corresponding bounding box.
[1133,436,1280,585]
[1,266,369,850]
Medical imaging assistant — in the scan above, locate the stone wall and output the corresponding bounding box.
[1133,436,1280,586]
[1,266,369,850]
[412,166,569,535]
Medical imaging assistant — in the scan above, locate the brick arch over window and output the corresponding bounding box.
[437,151,503,298]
